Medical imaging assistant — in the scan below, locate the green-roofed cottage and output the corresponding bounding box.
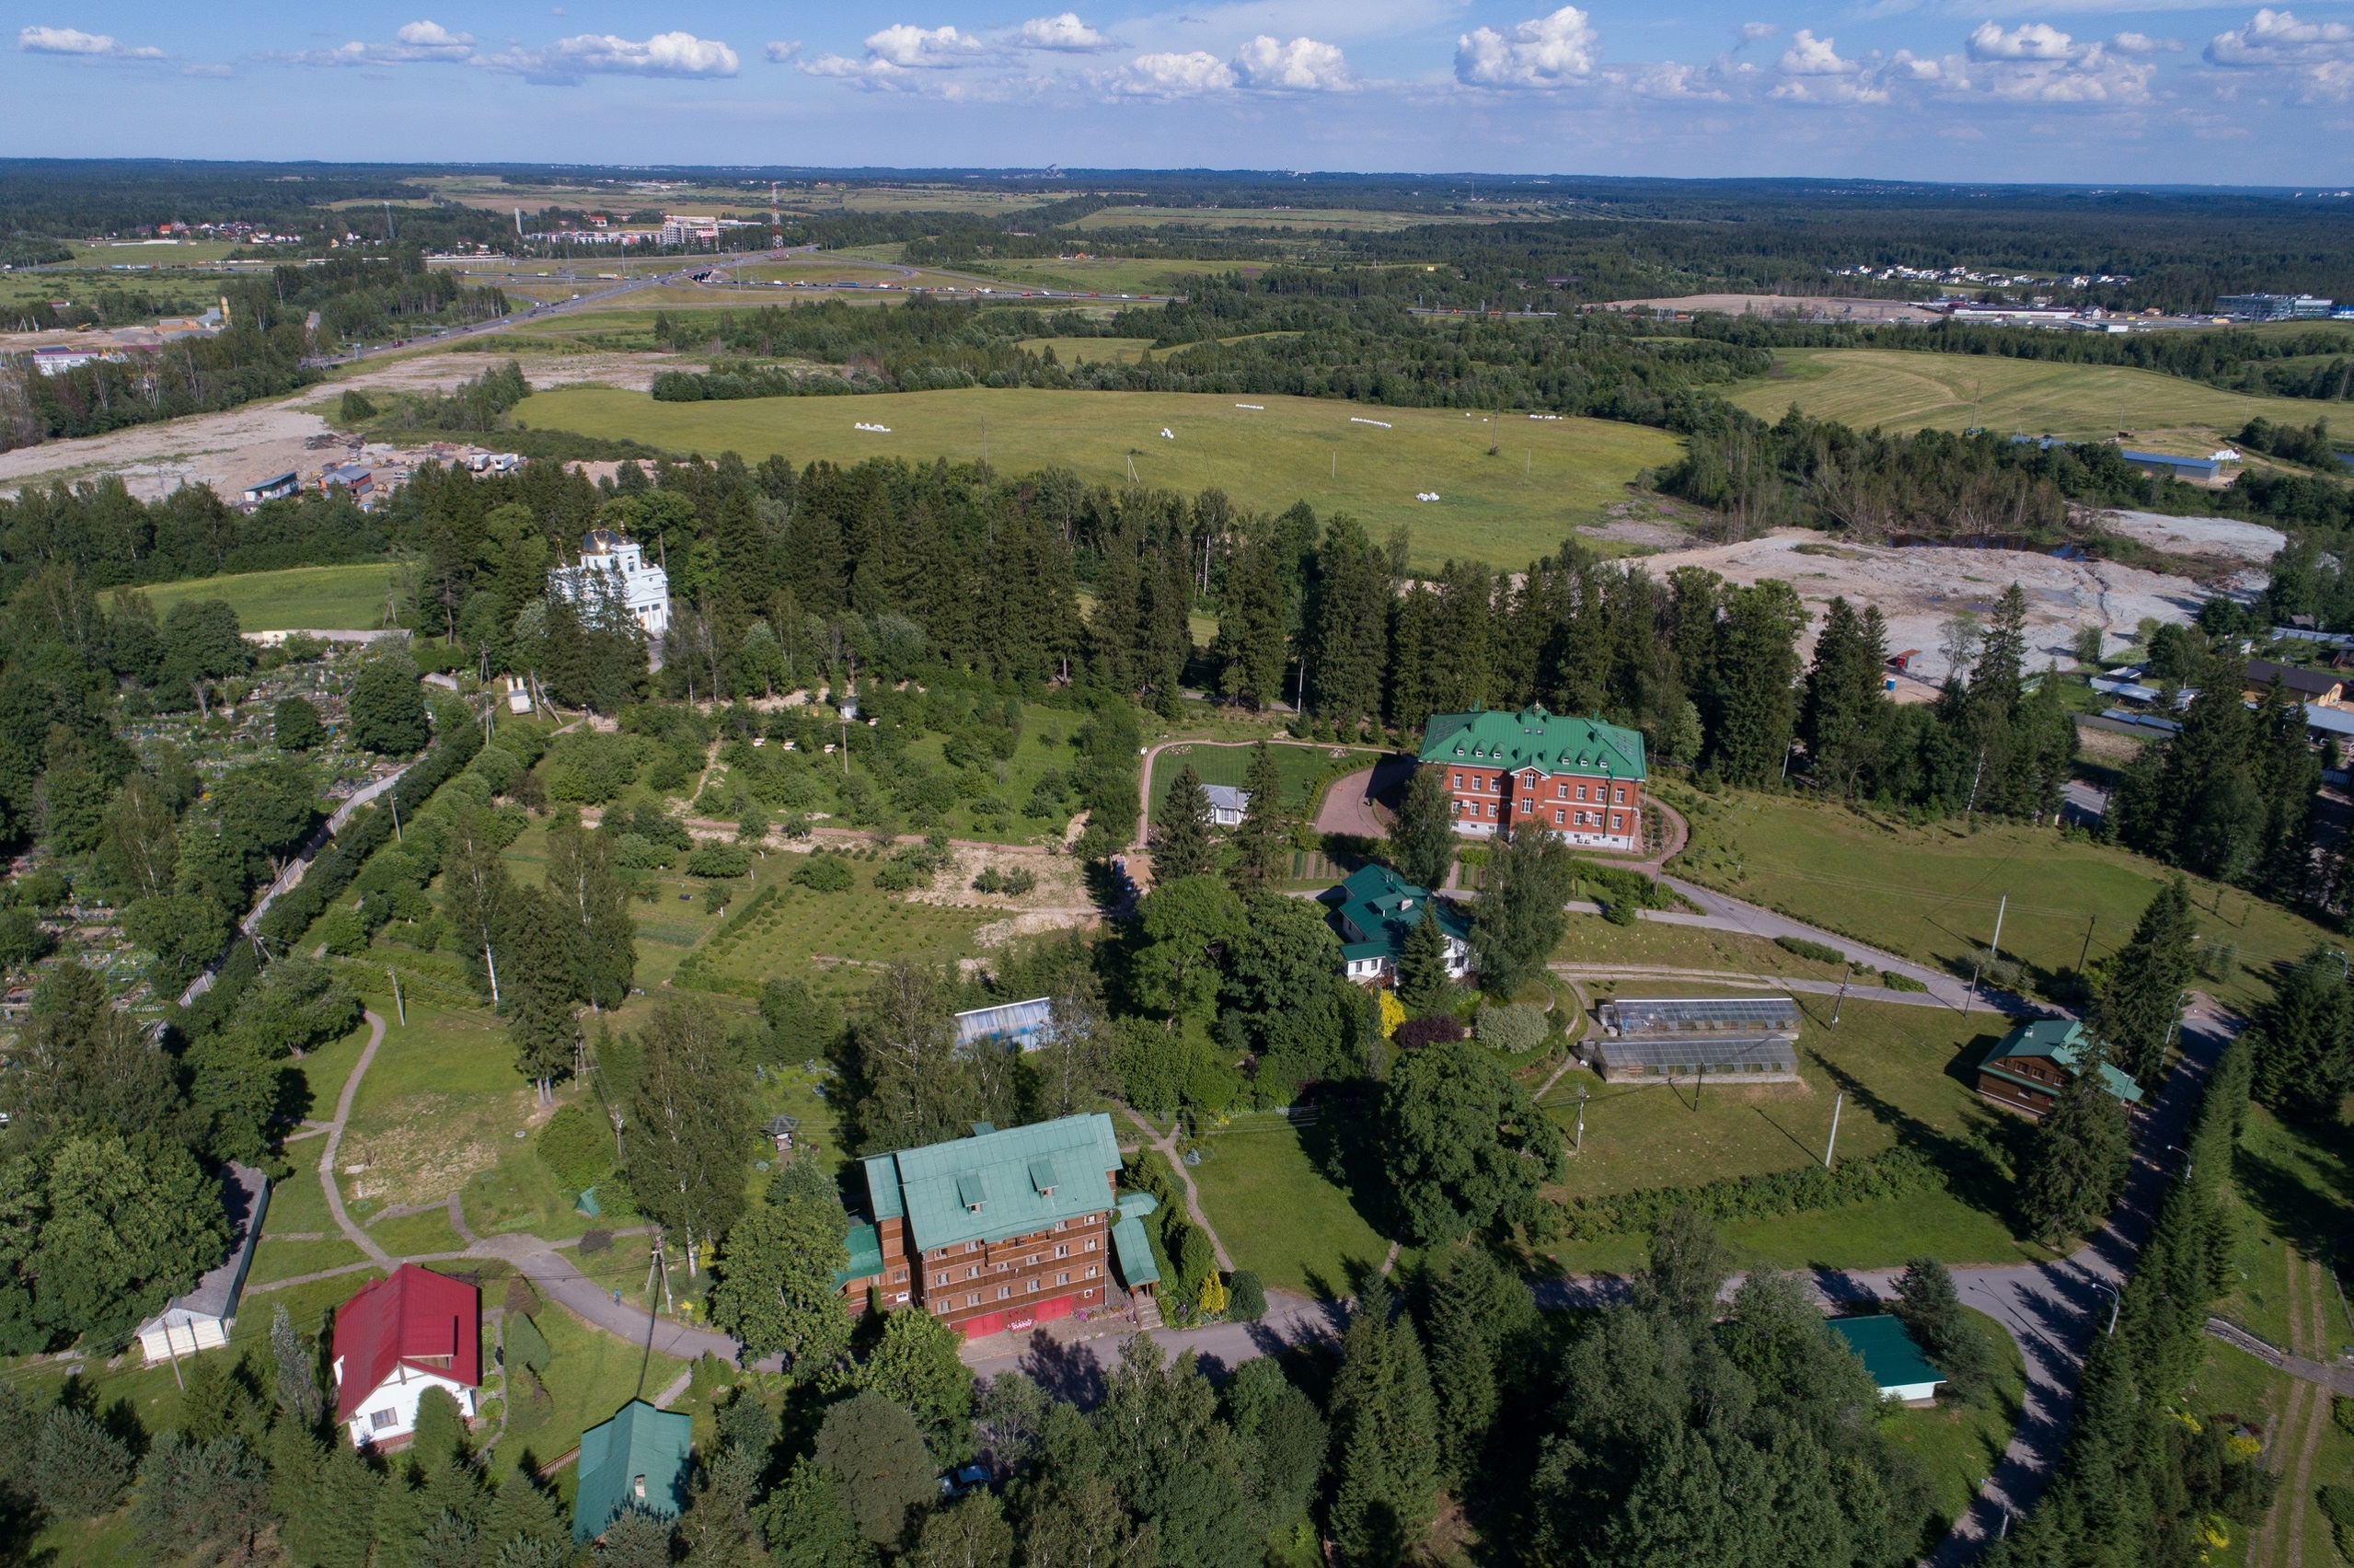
[834,1113,1139,1340]
[1826,1316,1946,1404]
[573,1399,692,1543]
[1419,705,1647,849]
[1975,1019,2146,1119]
[1324,862,1473,986]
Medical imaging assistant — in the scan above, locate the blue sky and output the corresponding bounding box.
[7,2,2353,182]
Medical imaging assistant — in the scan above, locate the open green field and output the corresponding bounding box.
[1146,739,1384,827]
[142,562,398,631]
[1881,1307,2028,1537]
[65,238,247,265]
[1727,347,2325,446]
[520,386,1681,571]
[1074,206,1510,233]
[2211,1104,2352,1350]
[968,256,1257,295]
[1191,1112,1400,1297]
[1671,788,2339,1015]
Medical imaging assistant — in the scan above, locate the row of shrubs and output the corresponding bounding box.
[1559,1145,1943,1240]
[173,699,507,1036]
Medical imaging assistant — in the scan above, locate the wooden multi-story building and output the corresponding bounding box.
[836,1113,1151,1340]
[1418,705,1647,851]
[1974,1020,2146,1118]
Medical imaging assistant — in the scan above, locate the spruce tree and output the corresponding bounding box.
[502,886,580,1103]
[1426,1251,1502,1486]
[2093,876,2198,1086]
[1150,764,1216,882]
[1226,743,1289,893]
[1890,1256,1997,1404]
[1305,515,1390,727]
[1705,581,1806,786]
[1797,596,1887,798]
[1215,537,1287,709]
[1389,765,1457,893]
[1329,1296,1439,1568]
[1394,909,1454,1018]
[2021,1042,2133,1243]
[546,813,636,1011]
[2250,947,2354,1118]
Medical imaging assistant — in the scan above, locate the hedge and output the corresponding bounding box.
[1559,1145,1941,1239]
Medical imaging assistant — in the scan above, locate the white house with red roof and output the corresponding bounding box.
[331,1263,481,1448]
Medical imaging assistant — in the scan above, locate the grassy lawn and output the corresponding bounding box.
[1555,914,1870,986]
[248,1239,371,1286]
[1669,787,2338,1016]
[1880,1306,2028,1537]
[1537,989,2055,1273]
[1190,1112,1399,1299]
[1146,739,1386,828]
[516,386,1681,572]
[2184,1340,2298,1568]
[972,257,1259,294]
[1725,347,2325,447]
[675,860,994,1007]
[340,1001,541,1216]
[370,1207,468,1257]
[2212,1105,2353,1350]
[507,1292,691,1487]
[142,563,399,631]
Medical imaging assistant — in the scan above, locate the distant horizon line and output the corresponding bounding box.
[0,156,2341,199]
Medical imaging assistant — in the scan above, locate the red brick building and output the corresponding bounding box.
[835,1113,1151,1340]
[1419,705,1648,851]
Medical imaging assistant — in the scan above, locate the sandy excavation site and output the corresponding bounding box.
[1640,523,2279,690]
[0,350,671,502]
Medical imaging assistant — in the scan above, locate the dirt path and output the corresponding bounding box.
[1118,1107,1233,1272]
[2274,1251,2330,1568]
[319,1009,395,1268]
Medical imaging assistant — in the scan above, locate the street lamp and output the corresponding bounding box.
[2095,1280,2120,1337]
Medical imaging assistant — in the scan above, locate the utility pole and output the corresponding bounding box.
[1832,963,1851,1027]
[1990,893,2008,966]
[387,965,406,1027]
[1824,1090,1843,1169]
[1963,959,1980,1016]
[2079,915,2097,976]
[1574,1087,1587,1153]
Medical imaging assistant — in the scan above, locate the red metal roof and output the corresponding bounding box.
[332,1263,480,1420]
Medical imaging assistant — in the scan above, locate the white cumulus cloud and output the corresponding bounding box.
[1014,13,1114,52]
[1107,49,1235,96]
[1967,21,2078,60]
[862,23,984,66]
[17,24,163,58]
[764,40,802,63]
[1778,29,1860,75]
[1231,34,1353,90]
[1737,22,1779,43]
[2111,31,2181,53]
[2206,8,2354,64]
[275,18,478,67]
[487,30,738,84]
[1455,6,1601,88]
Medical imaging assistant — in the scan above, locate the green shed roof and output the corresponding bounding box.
[1111,1212,1160,1290]
[863,1113,1122,1255]
[834,1222,884,1291]
[1979,1020,2144,1105]
[1418,705,1647,781]
[573,1400,693,1543]
[1826,1316,1944,1397]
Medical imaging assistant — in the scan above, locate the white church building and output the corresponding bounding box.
[549,528,669,639]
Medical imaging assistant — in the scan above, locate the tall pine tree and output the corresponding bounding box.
[1306,515,1390,728]
[1389,765,1457,894]
[1797,595,1887,798]
[502,885,580,1103]
[1226,743,1288,892]
[2021,1037,2133,1243]
[2093,876,2198,1086]
[1329,1293,1439,1568]
[1705,581,1806,786]
[1149,765,1215,882]
[1214,536,1287,709]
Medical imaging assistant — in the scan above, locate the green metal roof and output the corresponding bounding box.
[1979,1020,2144,1105]
[1328,862,1470,966]
[834,1222,884,1290]
[1111,1212,1160,1290]
[573,1400,693,1543]
[1418,705,1648,781]
[1827,1316,1945,1396]
[863,1113,1122,1255]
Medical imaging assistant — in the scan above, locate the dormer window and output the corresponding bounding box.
[957,1173,988,1213]
[1029,1159,1059,1197]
